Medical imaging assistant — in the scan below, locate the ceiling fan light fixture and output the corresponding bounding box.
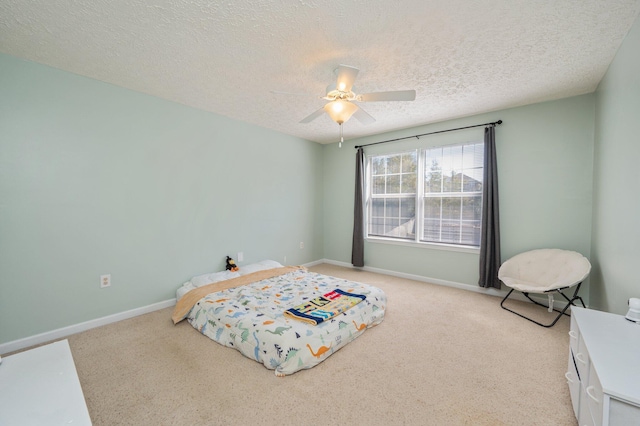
[296,65,415,132]
[323,100,358,124]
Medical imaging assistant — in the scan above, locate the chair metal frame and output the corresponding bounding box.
[500,282,586,328]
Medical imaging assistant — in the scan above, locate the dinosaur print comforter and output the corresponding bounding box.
[186,268,386,376]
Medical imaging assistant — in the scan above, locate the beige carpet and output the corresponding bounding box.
[57,264,576,425]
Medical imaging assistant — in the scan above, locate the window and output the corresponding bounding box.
[369,152,417,240]
[366,141,484,248]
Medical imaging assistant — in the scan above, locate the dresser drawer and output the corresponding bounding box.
[566,350,580,418]
[609,398,640,425]
[585,362,604,424]
[569,315,579,353]
[579,385,596,426]
[574,329,590,383]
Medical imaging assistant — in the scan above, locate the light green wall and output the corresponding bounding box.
[591,15,640,315]
[4,12,638,344]
[323,95,595,294]
[0,54,324,344]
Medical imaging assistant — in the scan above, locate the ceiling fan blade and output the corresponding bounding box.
[353,106,376,125]
[335,65,359,92]
[358,90,416,102]
[299,107,326,124]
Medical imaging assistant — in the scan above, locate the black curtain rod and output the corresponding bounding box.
[354,120,503,149]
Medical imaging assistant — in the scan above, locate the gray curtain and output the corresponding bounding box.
[479,126,501,288]
[351,147,365,267]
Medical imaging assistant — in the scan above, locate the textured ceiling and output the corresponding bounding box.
[1,0,639,144]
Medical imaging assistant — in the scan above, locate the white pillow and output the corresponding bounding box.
[191,270,241,287]
[176,281,196,301]
[177,261,282,300]
[237,260,283,276]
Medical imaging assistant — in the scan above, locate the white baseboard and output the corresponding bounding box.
[301,259,325,268]
[317,258,507,295]
[315,258,572,307]
[0,299,176,355]
[2,259,575,355]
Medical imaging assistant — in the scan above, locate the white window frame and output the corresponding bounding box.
[364,141,483,253]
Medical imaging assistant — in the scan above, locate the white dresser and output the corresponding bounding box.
[567,307,640,425]
[0,339,92,425]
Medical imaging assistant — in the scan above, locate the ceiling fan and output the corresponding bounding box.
[298,65,416,146]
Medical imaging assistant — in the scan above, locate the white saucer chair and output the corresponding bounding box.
[498,249,591,327]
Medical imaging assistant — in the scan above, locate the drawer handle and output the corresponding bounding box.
[575,353,587,365]
[569,331,578,339]
[586,385,600,403]
[564,372,574,384]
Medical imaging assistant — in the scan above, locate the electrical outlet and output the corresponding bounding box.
[284,256,287,264]
[299,242,304,249]
[237,252,244,262]
[100,274,111,288]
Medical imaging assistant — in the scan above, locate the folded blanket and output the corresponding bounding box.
[172,266,305,324]
[283,289,366,325]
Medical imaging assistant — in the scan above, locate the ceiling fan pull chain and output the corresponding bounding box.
[339,123,343,148]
